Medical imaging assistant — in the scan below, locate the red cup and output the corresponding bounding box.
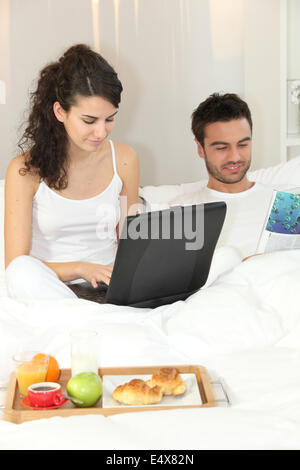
[28,382,65,408]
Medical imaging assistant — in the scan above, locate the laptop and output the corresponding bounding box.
[69,202,226,308]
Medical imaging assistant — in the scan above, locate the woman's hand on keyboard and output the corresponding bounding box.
[77,262,113,288]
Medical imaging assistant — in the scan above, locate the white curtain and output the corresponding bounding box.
[0,0,245,185]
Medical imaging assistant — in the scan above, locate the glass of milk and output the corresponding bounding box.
[70,329,99,377]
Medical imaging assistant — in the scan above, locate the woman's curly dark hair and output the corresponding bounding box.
[19,44,123,190]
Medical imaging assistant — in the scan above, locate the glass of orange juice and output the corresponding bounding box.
[12,351,49,396]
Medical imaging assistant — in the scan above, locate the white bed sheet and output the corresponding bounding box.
[0,249,300,450]
[1,158,300,450]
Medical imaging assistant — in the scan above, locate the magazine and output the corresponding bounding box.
[257,189,300,253]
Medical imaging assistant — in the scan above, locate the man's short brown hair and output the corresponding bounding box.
[191,93,253,146]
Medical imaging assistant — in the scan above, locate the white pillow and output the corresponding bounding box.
[139,181,206,210]
[249,155,300,185]
[139,156,300,206]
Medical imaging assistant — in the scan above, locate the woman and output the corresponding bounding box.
[4,44,140,300]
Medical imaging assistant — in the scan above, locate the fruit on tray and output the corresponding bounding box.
[66,372,102,407]
[33,353,60,382]
[16,360,48,396]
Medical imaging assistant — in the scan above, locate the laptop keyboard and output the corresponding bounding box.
[68,281,108,303]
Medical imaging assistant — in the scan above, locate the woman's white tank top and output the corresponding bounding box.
[30,140,123,267]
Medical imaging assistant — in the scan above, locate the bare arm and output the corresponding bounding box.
[5,156,112,286]
[44,261,113,286]
[115,143,140,238]
[4,155,37,268]
[4,157,79,279]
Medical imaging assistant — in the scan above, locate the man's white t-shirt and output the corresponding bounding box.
[169,182,274,259]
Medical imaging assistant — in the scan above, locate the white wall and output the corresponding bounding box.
[0,0,94,179]
[287,0,300,78]
[244,0,283,170]
[287,0,300,159]
[0,0,12,181]
[1,0,246,185]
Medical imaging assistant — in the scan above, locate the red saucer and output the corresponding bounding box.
[21,395,68,410]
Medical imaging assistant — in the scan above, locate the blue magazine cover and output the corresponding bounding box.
[257,190,300,253]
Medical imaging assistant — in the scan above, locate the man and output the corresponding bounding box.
[169,93,274,260]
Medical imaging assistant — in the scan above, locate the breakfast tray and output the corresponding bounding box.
[4,364,216,424]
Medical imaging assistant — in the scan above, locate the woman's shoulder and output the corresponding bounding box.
[112,141,139,187]
[6,153,40,193]
[112,141,139,165]
[7,153,35,171]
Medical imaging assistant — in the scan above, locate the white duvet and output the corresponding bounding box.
[1,248,300,450]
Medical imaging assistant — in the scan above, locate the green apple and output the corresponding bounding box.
[66,372,102,407]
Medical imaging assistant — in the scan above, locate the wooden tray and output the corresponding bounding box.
[4,364,216,424]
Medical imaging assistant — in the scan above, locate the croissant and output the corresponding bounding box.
[112,379,163,405]
[146,367,186,396]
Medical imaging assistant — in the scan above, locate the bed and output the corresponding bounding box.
[0,157,300,450]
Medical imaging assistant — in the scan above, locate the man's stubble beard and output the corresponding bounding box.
[203,151,251,185]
